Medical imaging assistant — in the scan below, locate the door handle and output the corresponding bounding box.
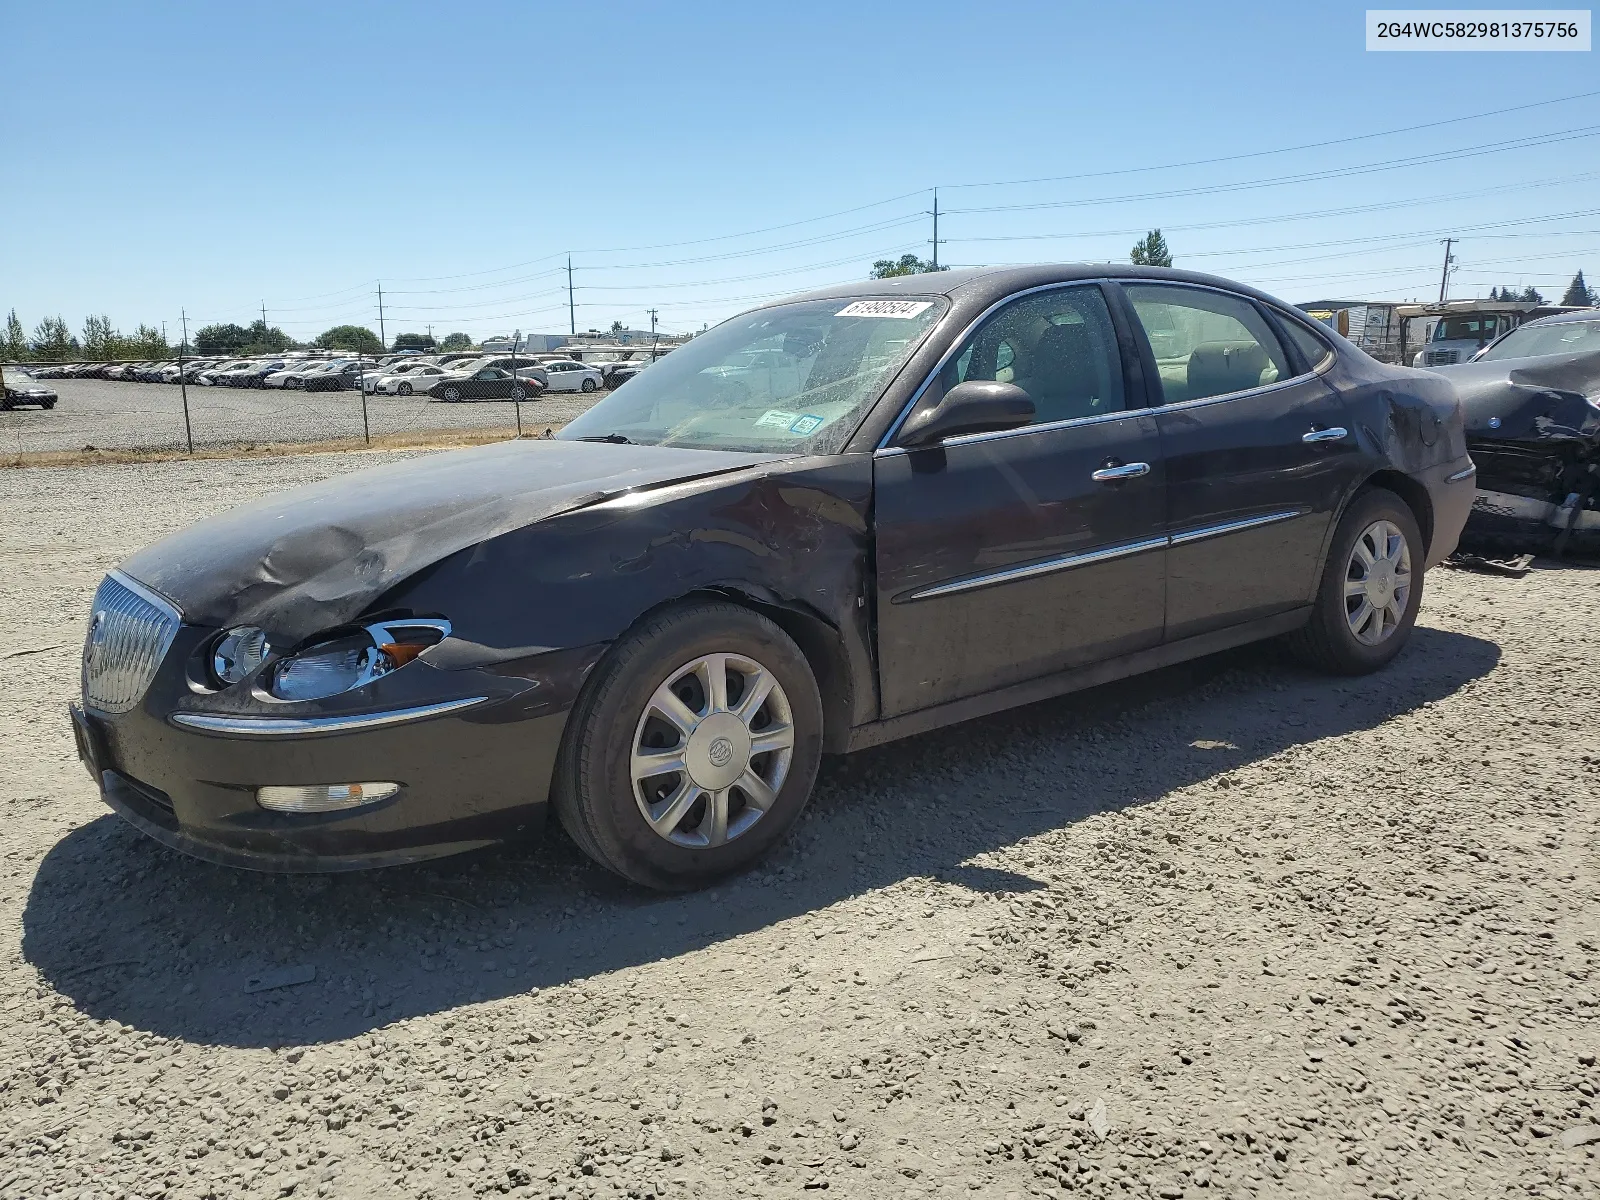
[1301,426,1348,444]
[1091,461,1151,482]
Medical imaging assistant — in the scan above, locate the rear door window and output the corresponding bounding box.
[1124,285,1289,405]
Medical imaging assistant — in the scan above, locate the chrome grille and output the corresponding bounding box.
[1425,350,1460,366]
[82,572,182,714]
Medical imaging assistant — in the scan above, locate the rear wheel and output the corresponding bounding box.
[552,601,823,890]
[510,385,527,401]
[1284,487,1423,675]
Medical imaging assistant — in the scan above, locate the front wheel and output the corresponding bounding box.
[441,386,461,402]
[552,601,824,890]
[396,382,412,396]
[1284,487,1423,675]
[580,377,598,392]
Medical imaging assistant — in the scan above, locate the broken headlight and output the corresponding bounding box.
[267,619,449,702]
[211,626,272,686]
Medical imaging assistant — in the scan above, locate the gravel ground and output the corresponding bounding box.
[0,379,604,454]
[1,451,1597,1200]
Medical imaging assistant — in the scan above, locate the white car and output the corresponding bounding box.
[373,363,451,396]
[264,360,346,389]
[542,359,605,392]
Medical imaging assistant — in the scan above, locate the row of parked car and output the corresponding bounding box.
[25,349,650,400]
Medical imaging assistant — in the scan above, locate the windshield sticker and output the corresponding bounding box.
[788,414,825,436]
[835,300,934,319]
[754,409,801,430]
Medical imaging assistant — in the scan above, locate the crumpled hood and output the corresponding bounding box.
[119,438,779,642]
[1430,349,1600,443]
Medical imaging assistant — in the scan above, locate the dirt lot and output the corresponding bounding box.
[0,378,604,455]
[0,451,1596,1200]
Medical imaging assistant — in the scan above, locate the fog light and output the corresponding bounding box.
[256,782,399,813]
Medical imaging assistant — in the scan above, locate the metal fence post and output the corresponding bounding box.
[511,327,522,439]
[357,348,370,445]
[179,310,194,454]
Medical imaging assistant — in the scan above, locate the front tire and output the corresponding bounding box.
[397,382,412,396]
[1284,487,1423,675]
[442,386,461,402]
[552,601,824,890]
[580,377,597,392]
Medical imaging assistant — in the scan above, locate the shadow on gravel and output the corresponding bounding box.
[22,625,1499,1048]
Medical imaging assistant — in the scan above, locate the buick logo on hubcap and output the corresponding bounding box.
[707,737,735,768]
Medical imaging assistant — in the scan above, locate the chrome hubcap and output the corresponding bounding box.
[630,653,794,848]
[1344,519,1412,646]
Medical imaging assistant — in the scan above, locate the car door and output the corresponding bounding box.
[873,282,1167,718]
[1114,281,1364,641]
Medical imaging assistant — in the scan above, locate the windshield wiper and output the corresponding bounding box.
[578,433,633,444]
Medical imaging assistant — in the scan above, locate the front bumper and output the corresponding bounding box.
[1466,486,1600,551]
[71,636,596,872]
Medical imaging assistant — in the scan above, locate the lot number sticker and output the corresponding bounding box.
[788,414,825,435]
[755,409,801,429]
[835,300,934,319]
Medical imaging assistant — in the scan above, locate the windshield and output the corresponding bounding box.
[1432,315,1502,343]
[559,296,947,452]
[1480,318,1600,361]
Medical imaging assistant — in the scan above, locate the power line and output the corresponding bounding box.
[939,88,1600,191]
[944,125,1600,217]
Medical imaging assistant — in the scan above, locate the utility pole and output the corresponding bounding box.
[1437,238,1455,304]
[648,307,658,354]
[929,187,944,270]
[260,300,268,335]
[377,283,387,352]
[179,310,194,454]
[566,255,576,336]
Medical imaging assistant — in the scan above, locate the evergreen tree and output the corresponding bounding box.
[1130,229,1173,267]
[1561,270,1594,307]
[6,309,30,359]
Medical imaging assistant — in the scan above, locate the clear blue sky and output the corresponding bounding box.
[5,0,1596,343]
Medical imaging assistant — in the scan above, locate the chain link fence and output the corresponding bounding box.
[1,362,608,460]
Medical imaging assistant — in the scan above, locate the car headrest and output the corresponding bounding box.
[1187,341,1268,397]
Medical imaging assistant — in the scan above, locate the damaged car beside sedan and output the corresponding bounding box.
[1427,310,1600,556]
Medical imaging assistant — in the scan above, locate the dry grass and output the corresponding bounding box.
[1,424,567,469]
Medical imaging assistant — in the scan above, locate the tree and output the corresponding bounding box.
[29,316,78,361]
[82,314,116,360]
[240,319,292,354]
[1519,286,1544,304]
[314,324,383,355]
[392,332,437,352]
[439,332,473,352]
[610,320,625,335]
[195,323,252,354]
[1130,229,1173,267]
[131,324,171,358]
[870,254,948,279]
[4,310,26,360]
[1561,270,1595,307]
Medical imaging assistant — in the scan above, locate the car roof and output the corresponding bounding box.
[768,263,1302,313]
[1517,308,1600,327]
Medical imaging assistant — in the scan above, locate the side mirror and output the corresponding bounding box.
[898,380,1035,448]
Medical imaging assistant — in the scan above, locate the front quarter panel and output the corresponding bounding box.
[381,455,878,730]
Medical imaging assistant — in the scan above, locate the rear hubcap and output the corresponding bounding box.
[1344,519,1412,646]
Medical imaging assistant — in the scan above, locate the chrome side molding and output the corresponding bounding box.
[170,696,488,738]
[901,509,1307,603]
